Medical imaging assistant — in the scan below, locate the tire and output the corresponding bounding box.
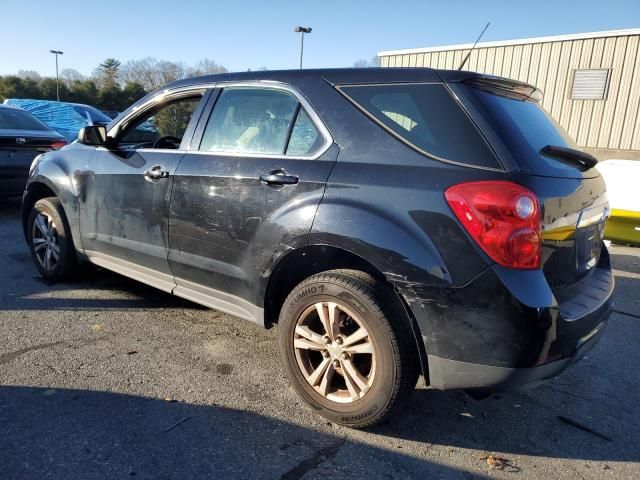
[278,269,419,428]
[27,197,79,281]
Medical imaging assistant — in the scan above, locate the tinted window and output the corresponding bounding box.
[200,88,300,155]
[0,107,49,131]
[339,83,499,168]
[462,86,583,177]
[286,109,322,156]
[120,95,202,147]
[72,105,112,124]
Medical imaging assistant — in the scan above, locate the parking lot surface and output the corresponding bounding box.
[1,197,639,480]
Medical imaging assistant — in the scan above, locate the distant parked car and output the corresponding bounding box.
[101,110,121,119]
[0,104,66,197]
[3,99,112,142]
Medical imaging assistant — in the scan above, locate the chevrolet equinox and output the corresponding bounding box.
[22,68,613,427]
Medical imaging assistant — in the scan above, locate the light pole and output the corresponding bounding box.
[294,26,312,69]
[49,50,64,101]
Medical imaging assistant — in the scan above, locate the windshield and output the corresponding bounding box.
[461,85,590,178]
[0,107,49,131]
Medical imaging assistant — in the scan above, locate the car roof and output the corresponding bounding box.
[162,67,478,89]
[161,67,538,95]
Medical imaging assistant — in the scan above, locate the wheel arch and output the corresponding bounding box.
[263,243,430,383]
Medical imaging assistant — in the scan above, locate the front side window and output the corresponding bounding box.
[199,87,322,156]
[119,94,203,148]
[339,83,499,168]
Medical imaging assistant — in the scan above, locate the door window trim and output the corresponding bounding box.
[110,81,333,160]
[106,88,210,152]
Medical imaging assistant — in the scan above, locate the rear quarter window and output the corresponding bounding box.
[338,83,500,169]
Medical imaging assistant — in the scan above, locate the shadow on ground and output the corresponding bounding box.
[0,385,485,480]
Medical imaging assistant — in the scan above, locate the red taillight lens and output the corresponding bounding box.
[50,141,67,150]
[445,181,541,269]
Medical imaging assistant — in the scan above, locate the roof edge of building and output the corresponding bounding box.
[378,27,640,57]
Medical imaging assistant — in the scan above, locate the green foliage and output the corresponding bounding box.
[0,56,227,112]
[0,75,147,112]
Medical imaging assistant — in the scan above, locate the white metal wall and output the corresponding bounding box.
[380,32,640,153]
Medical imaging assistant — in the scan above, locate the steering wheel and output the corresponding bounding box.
[152,136,181,149]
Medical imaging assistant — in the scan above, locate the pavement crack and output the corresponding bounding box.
[0,341,64,366]
[279,439,344,480]
[612,308,640,319]
[0,335,108,366]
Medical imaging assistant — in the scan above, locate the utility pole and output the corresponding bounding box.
[294,26,312,69]
[49,50,64,101]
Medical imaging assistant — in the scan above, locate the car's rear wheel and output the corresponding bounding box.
[278,269,419,428]
[27,197,78,280]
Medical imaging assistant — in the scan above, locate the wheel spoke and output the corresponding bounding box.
[295,325,325,345]
[341,360,361,400]
[342,327,369,347]
[314,302,341,339]
[44,247,51,269]
[318,362,335,396]
[342,359,369,392]
[307,357,331,386]
[33,242,47,253]
[294,337,325,351]
[344,341,374,355]
[35,215,48,236]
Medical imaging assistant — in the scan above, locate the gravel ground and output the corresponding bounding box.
[0,197,638,480]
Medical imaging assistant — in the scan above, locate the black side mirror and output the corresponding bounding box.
[78,125,108,146]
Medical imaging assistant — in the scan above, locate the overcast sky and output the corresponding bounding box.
[2,0,639,76]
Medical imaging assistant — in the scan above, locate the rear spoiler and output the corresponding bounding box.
[438,71,543,102]
[462,75,543,102]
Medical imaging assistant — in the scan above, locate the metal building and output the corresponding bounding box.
[378,28,640,160]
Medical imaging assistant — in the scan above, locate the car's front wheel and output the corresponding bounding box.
[27,197,78,280]
[278,269,419,428]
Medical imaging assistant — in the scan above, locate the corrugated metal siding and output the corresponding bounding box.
[380,32,640,153]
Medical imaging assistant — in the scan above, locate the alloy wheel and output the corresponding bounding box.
[293,301,376,403]
[31,212,60,272]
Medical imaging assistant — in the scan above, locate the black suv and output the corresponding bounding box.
[22,68,613,427]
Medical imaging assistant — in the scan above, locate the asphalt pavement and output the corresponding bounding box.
[1,197,639,480]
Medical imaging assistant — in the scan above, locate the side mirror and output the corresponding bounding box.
[78,125,108,146]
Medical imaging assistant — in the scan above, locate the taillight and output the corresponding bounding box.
[50,141,67,150]
[444,181,541,269]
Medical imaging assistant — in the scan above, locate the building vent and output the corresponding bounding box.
[571,69,609,100]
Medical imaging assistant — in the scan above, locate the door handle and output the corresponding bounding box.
[259,171,299,186]
[144,166,169,180]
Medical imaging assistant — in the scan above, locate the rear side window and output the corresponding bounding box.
[338,83,500,169]
[462,86,584,177]
[0,108,49,131]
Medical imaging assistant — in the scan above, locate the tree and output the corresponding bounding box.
[60,68,85,86]
[17,70,42,81]
[187,58,228,77]
[96,58,121,88]
[122,82,147,107]
[353,56,380,68]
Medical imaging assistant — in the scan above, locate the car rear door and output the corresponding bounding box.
[79,89,210,292]
[167,84,337,321]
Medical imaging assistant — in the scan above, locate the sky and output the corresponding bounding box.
[1,0,639,77]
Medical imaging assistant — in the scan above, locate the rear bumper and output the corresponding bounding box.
[403,246,614,391]
[427,316,607,390]
[0,166,29,197]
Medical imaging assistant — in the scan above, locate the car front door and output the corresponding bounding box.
[167,85,337,321]
[80,89,210,292]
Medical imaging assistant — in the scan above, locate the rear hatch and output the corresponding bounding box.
[451,75,610,292]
